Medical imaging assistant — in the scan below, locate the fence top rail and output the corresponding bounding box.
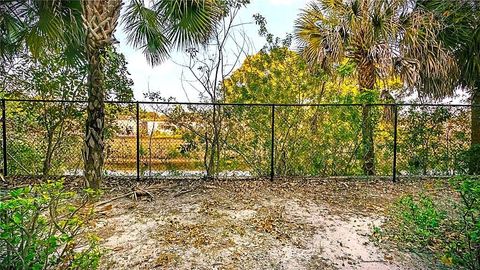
[2,98,477,107]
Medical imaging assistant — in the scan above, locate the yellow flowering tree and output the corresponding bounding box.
[222,48,399,176]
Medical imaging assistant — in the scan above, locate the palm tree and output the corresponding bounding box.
[417,0,480,174]
[294,0,457,175]
[1,0,223,188]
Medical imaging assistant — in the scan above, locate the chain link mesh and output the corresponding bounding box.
[396,105,470,176]
[1,100,474,179]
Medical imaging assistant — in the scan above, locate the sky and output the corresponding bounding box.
[115,0,309,102]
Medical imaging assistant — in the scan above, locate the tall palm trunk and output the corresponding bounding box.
[84,49,106,189]
[470,81,480,174]
[358,62,376,175]
[82,0,121,189]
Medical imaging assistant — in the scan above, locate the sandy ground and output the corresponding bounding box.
[92,178,453,270]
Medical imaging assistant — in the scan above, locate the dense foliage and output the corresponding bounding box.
[0,49,134,176]
[417,0,480,174]
[382,176,480,269]
[294,0,458,176]
[219,48,468,177]
[0,181,101,269]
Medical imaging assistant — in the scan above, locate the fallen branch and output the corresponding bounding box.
[94,185,165,207]
[95,191,135,207]
[173,189,195,198]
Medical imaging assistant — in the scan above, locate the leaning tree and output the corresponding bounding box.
[294,0,457,175]
[1,0,224,188]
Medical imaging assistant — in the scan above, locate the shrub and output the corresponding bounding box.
[394,194,446,245]
[464,144,480,174]
[387,176,480,269]
[0,181,101,270]
[448,176,480,269]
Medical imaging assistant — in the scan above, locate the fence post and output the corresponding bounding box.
[392,104,398,182]
[270,104,275,181]
[2,99,6,177]
[136,102,140,181]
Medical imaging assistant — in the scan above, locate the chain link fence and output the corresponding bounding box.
[0,99,474,180]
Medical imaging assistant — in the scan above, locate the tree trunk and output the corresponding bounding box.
[205,114,218,179]
[358,62,376,175]
[212,104,221,179]
[84,50,105,189]
[82,0,121,189]
[361,105,375,175]
[42,130,55,176]
[470,81,480,175]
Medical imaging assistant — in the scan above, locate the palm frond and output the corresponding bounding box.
[0,0,84,63]
[400,8,459,99]
[155,0,223,49]
[422,0,480,90]
[294,1,344,72]
[0,3,25,58]
[122,0,223,66]
[122,0,170,65]
[458,26,480,88]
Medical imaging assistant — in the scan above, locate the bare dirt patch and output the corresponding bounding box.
[92,178,454,269]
